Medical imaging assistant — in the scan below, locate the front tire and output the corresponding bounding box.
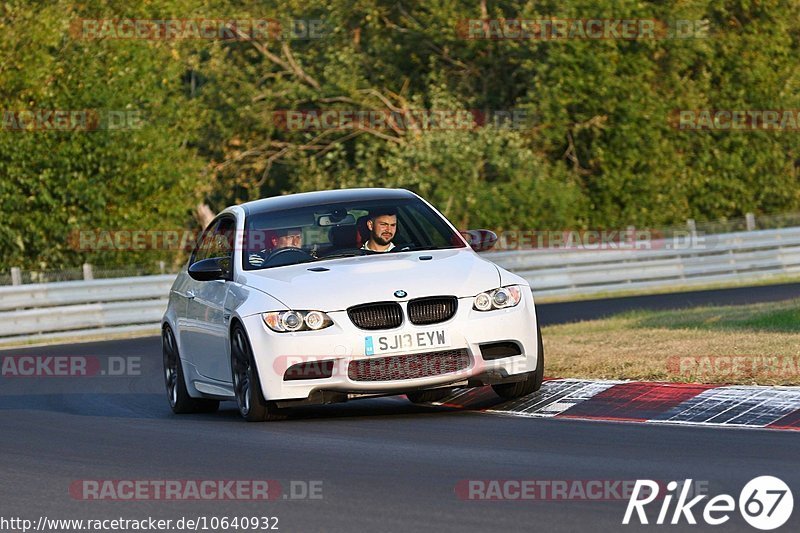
[492,324,545,400]
[230,324,286,422]
[162,326,219,414]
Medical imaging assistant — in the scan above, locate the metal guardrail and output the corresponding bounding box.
[0,275,174,345]
[1,300,166,338]
[2,226,800,345]
[486,226,800,297]
[0,275,175,312]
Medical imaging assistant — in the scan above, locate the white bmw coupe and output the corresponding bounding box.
[162,188,543,421]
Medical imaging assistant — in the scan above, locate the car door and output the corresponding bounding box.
[181,216,236,383]
[175,220,217,357]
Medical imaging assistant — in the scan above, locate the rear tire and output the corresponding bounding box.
[230,324,286,422]
[492,324,545,400]
[406,388,453,404]
[162,326,219,414]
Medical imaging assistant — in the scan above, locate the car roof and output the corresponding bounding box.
[239,188,418,216]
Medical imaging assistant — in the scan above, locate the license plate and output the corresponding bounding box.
[365,329,449,356]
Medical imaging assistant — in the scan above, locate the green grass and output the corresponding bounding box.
[623,299,800,333]
[543,298,800,385]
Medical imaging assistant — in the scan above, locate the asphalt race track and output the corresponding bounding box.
[1,286,799,532]
[537,281,800,325]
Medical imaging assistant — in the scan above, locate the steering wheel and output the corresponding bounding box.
[263,247,314,267]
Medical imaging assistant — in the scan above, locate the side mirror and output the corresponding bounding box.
[462,229,498,252]
[188,257,228,281]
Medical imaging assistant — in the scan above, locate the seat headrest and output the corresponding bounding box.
[329,225,359,248]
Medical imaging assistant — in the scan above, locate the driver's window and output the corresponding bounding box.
[191,220,220,264]
[190,218,236,280]
[206,218,235,262]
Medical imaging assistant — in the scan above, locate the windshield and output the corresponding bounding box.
[242,197,466,270]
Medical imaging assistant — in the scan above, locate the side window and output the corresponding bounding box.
[190,217,236,279]
[206,218,236,262]
[208,218,236,280]
[190,220,220,264]
[205,218,233,259]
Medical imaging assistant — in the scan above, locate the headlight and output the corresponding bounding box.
[304,311,328,330]
[474,292,492,311]
[473,286,523,311]
[263,310,333,332]
[282,311,303,331]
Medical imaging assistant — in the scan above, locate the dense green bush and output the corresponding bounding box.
[2,0,799,269]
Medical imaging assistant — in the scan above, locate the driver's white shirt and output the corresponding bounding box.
[362,241,395,252]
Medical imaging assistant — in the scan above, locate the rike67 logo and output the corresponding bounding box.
[624,477,793,530]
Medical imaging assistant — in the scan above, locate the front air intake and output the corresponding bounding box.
[348,349,470,381]
[347,302,403,330]
[407,296,458,325]
[479,341,522,360]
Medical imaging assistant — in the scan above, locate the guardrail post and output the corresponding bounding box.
[10,267,22,286]
[159,261,166,274]
[687,219,697,239]
[82,263,94,281]
[746,212,756,231]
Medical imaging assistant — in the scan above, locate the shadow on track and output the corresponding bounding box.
[0,386,511,423]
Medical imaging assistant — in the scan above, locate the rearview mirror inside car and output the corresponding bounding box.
[318,213,356,226]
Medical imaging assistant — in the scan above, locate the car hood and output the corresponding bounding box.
[238,249,500,311]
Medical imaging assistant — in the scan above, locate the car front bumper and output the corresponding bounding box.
[242,290,540,402]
